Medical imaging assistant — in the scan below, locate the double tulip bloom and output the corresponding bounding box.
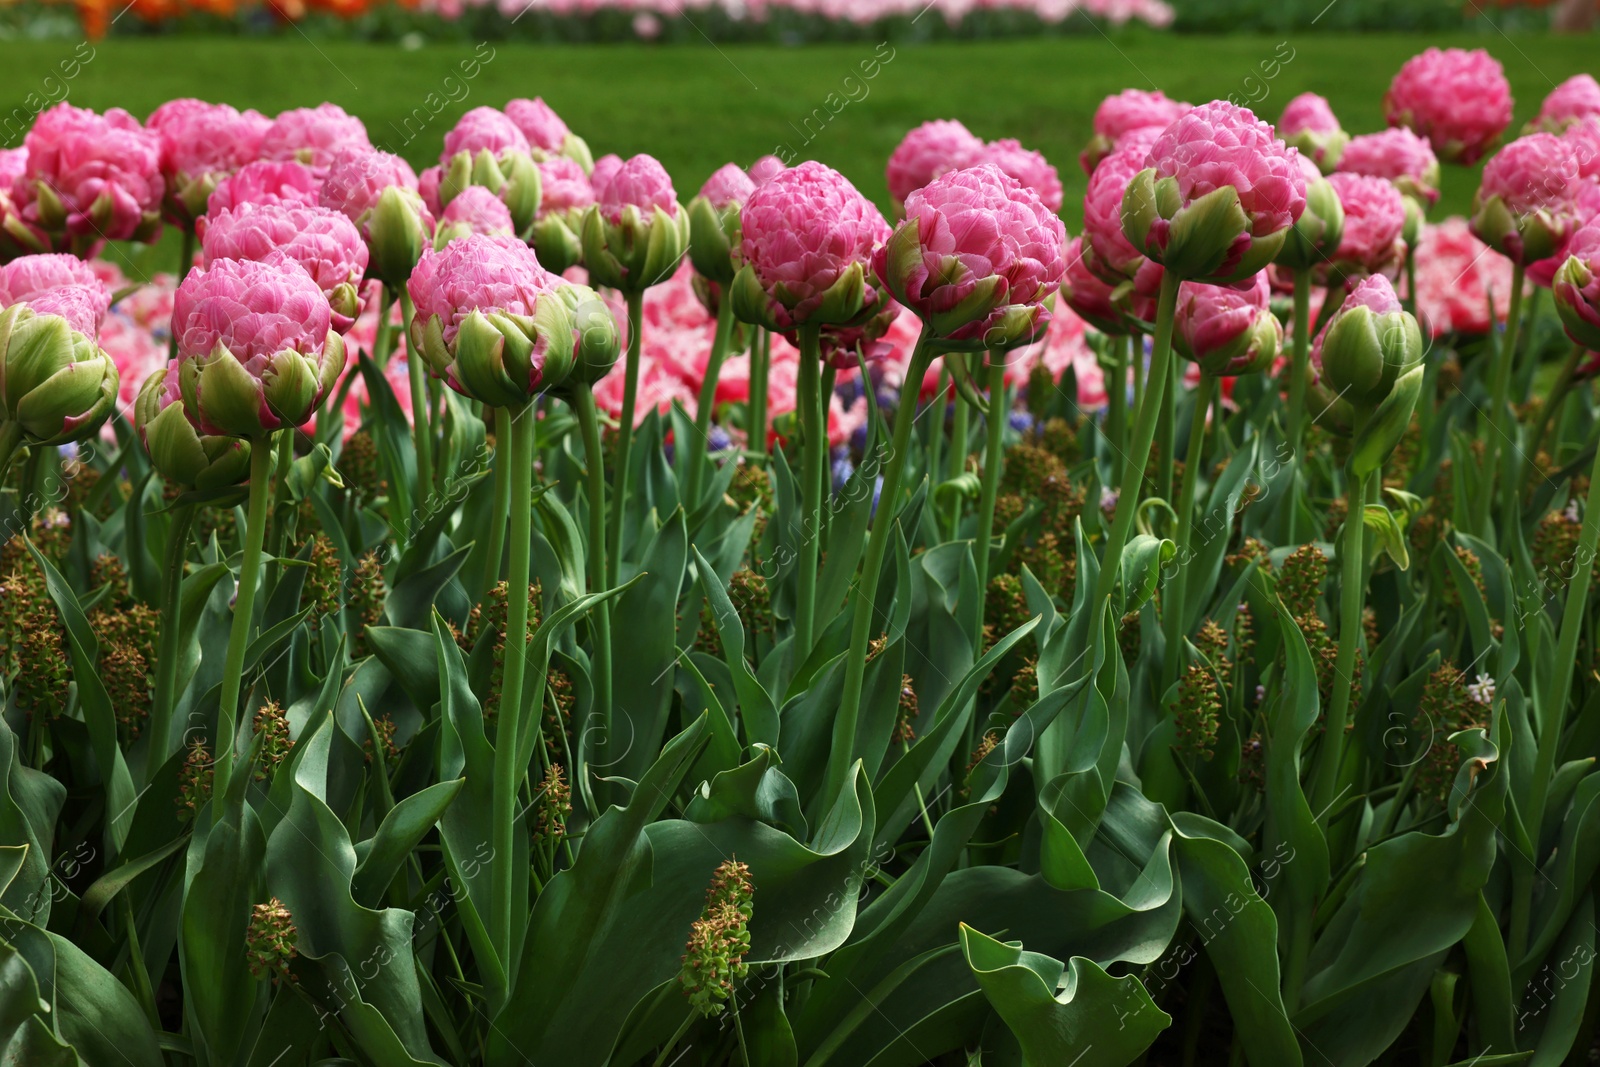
[148,99,271,229]
[5,103,164,258]
[876,163,1066,350]
[0,256,118,457]
[1173,271,1280,377]
[436,186,517,246]
[731,160,887,333]
[201,203,369,333]
[162,257,346,440]
[1384,47,1512,166]
[319,148,436,288]
[1529,74,1600,135]
[582,154,689,296]
[1322,172,1407,284]
[407,233,575,408]
[1278,93,1348,174]
[885,119,985,213]
[1080,88,1191,175]
[1120,101,1307,284]
[258,102,373,180]
[1471,133,1583,266]
[438,108,543,237]
[505,96,594,174]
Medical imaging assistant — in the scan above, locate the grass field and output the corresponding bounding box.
[3,31,1594,228]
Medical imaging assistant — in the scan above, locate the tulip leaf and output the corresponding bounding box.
[1363,503,1411,571]
[488,714,709,1065]
[960,925,1168,1066]
[23,537,139,852]
[350,778,463,908]
[1350,364,1423,479]
[693,545,779,748]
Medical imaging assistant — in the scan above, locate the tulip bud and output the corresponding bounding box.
[687,195,742,286]
[1316,276,1423,411]
[560,133,594,175]
[1275,169,1346,272]
[1400,195,1425,248]
[581,201,690,296]
[417,302,575,409]
[134,366,253,490]
[554,283,622,386]
[1554,224,1600,349]
[1121,102,1306,285]
[1470,133,1581,266]
[0,303,117,446]
[873,164,1064,351]
[1173,275,1282,378]
[529,211,584,275]
[441,148,543,237]
[368,185,432,287]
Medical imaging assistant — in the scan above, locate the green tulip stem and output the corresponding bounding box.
[1091,271,1181,620]
[1310,433,1370,824]
[1286,269,1312,544]
[1528,342,1585,476]
[213,440,274,812]
[399,292,434,510]
[482,406,511,597]
[490,399,535,964]
[265,429,294,588]
[1155,355,1177,505]
[372,285,397,369]
[571,383,613,755]
[827,336,936,810]
[686,297,735,506]
[1475,262,1525,538]
[1513,430,1600,962]
[818,361,838,544]
[0,420,22,484]
[609,291,644,587]
[974,355,1007,643]
[147,501,197,774]
[927,369,946,503]
[1108,335,1128,489]
[794,323,824,661]
[749,329,770,462]
[1164,369,1218,690]
[1130,333,1146,433]
[946,387,970,540]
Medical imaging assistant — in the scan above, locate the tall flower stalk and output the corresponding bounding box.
[830,162,1064,804]
[1303,276,1424,817]
[1468,132,1581,536]
[153,257,345,807]
[581,154,689,585]
[1163,274,1279,686]
[729,161,889,664]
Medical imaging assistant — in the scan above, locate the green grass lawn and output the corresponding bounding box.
[3,31,1594,229]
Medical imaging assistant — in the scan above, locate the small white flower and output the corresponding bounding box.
[1254,683,1266,705]
[1100,488,1119,511]
[1466,672,1495,706]
[1565,499,1581,523]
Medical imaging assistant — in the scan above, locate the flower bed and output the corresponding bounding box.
[2,53,1600,1067]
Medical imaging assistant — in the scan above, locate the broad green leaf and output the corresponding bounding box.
[1362,503,1410,570]
[350,778,463,908]
[960,926,1168,1066]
